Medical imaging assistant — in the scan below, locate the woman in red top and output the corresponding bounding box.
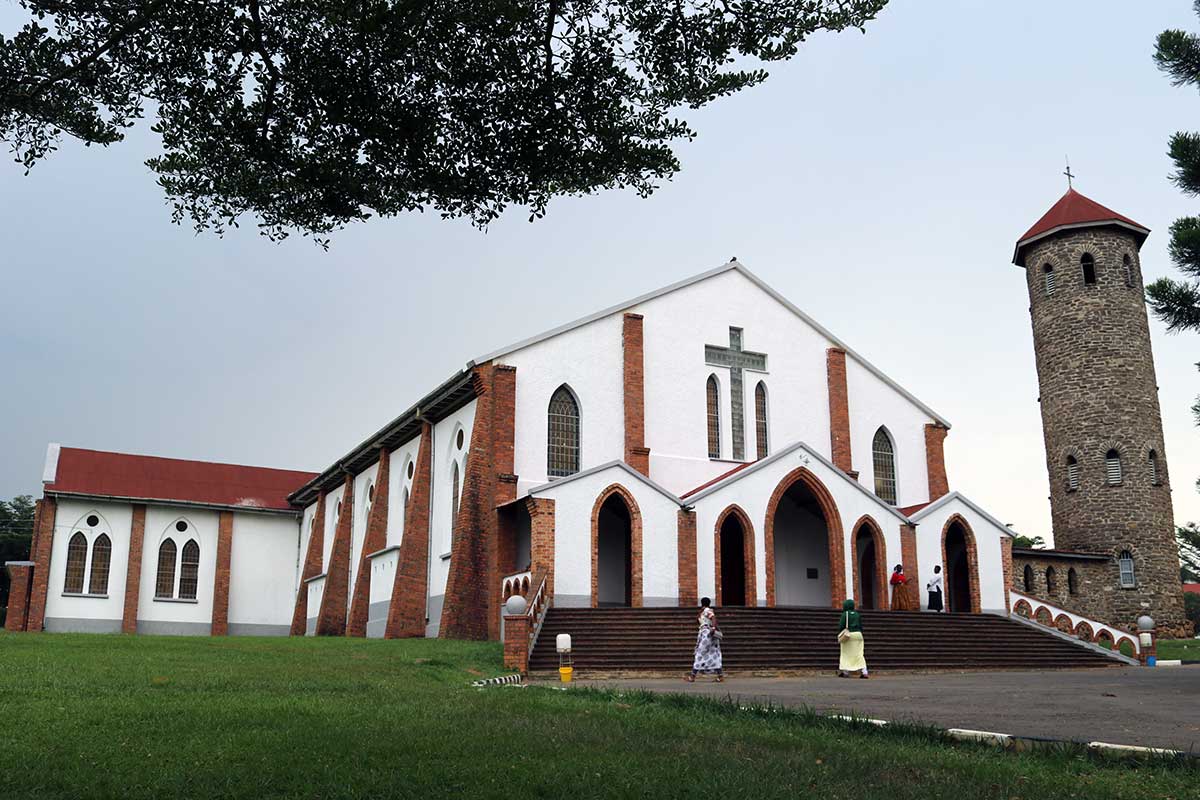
[889,564,917,611]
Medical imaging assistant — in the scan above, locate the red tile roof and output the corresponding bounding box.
[1013,188,1149,265]
[46,447,316,512]
[1183,583,1200,596]
[681,462,756,499]
[898,502,931,518]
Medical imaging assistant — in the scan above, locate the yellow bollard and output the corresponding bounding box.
[559,666,573,683]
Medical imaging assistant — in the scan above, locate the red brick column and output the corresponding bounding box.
[4,563,33,632]
[677,509,697,607]
[386,423,433,639]
[924,423,950,501]
[441,363,515,640]
[290,491,326,636]
[826,348,853,475]
[503,614,530,673]
[316,474,354,636]
[121,505,147,634]
[623,313,651,476]
[527,497,555,596]
[347,449,391,637]
[899,523,919,608]
[211,511,233,636]
[1000,536,1013,615]
[26,496,57,633]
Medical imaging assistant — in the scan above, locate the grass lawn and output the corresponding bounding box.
[1157,638,1200,661]
[0,633,1194,799]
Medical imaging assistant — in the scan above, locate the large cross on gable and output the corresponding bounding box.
[705,327,767,460]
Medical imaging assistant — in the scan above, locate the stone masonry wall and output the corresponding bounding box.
[1023,227,1188,636]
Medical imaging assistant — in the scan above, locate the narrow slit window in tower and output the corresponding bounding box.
[1042,263,1055,295]
[1105,449,1122,485]
[1081,253,1097,285]
[1065,455,1079,492]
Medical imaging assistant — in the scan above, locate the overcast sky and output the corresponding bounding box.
[3,2,1200,542]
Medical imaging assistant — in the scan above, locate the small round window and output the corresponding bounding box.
[175,520,188,533]
[407,461,415,479]
[86,515,100,527]
[456,429,465,450]
[367,484,375,503]
[336,500,342,518]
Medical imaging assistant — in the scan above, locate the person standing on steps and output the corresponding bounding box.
[926,565,944,612]
[686,597,723,683]
[889,564,918,611]
[837,598,869,679]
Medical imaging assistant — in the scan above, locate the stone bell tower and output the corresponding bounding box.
[1014,187,1188,637]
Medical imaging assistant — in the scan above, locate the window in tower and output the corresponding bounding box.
[1081,253,1097,285]
[1042,263,1055,295]
[1045,566,1057,595]
[1117,550,1136,588]
[1105,449,1122,485]
[1148,449,1160,485]
[1067,568,1079,595]
[1065,456,1079,492]
[1123,254,1134,287]
[1022,564,1034,592]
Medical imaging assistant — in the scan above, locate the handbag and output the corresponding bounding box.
[837,627,850,643]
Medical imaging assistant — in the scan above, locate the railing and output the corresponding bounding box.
[501,570,532,602]
[503,569,551,674]
[1010,590,1139,655]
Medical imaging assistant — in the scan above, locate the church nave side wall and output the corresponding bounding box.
[42,499,133,633]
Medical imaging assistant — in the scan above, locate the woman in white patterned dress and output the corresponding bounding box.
[686,597,723,682]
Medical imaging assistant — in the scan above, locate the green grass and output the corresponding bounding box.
[0,633,1194,799]
[1157,638,1200,661]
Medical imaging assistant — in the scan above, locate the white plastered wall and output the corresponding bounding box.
[347,461,380,612]
[42,499,133,632]
[136,505,219,635]
[385,434,422,548]
[911,495,1012,614]
[227,511,301,635]
[846,357,934,507]
[427,399,477,636]
[530,466,680,608]
[321,483,345,572]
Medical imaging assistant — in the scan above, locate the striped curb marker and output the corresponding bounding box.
[471,674,523,687]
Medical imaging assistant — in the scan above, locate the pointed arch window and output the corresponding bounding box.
[1045,566,1057,595]
[1148,449,1160,485]
[1065,455,1080,492]
[1105,449,1122,485]
[1022,564,1034,592]
[155,539,177,598]
[1123,254,1134,287]
[88,534,111,595]
[64,532,88,594]
[872,427,897,505]
[1118,550,1136,588]
[547,385,581,478]
[178,540,200,600]
[1067,568,1079,595]
[1081,253,1097,285]
[754,381,769,458]
[450,461,461,544]
[1042,263,1056,295]
[706,375,721,459]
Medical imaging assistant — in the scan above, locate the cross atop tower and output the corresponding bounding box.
[1063,157,1075,189]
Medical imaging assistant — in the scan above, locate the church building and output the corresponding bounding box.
[5,189,1189,649]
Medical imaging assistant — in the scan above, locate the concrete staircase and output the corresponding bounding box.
[530,607,1125,674]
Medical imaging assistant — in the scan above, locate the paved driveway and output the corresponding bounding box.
[574,666,1200,752]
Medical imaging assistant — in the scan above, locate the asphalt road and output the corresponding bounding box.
[574,666,1200,752]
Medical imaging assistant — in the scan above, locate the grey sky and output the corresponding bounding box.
[3,1,1199,543]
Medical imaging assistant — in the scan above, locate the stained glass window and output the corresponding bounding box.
[872,428,897,505]
[547,386,581,477]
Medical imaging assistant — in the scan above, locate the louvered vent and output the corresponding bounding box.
[1105,450,1122,485]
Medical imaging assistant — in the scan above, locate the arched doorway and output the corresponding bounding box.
[715,506,755,606]
[943,517,978,613]
[596,494,632,606]
[765,470,843,607]
[853,521,885,610]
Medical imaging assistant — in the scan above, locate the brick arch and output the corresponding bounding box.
[849,515,888,611]
[1074,620,1094,642]
[1033,605,1052,626]
[1115,636,1137,657]
[763,466,846,608]
[713,504,757,607]
[1054,613,1074,634]
[590,483,643,608]
[1095,629,1114,649]
[1013,598,1033,618]
[941,514,981,613]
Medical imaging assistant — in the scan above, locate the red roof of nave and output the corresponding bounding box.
[46,447,316,512]
[681,461,756,499]
[898,502,931,518]
[1013,188,1149,265]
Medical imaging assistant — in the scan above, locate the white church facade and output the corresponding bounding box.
[7,261,1019,641]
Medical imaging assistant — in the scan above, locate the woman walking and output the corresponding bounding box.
[926,565,944,612]
[686,597,723,682]
[837,598,868,678]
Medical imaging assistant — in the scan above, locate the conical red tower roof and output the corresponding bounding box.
[1013,188,1149,265]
